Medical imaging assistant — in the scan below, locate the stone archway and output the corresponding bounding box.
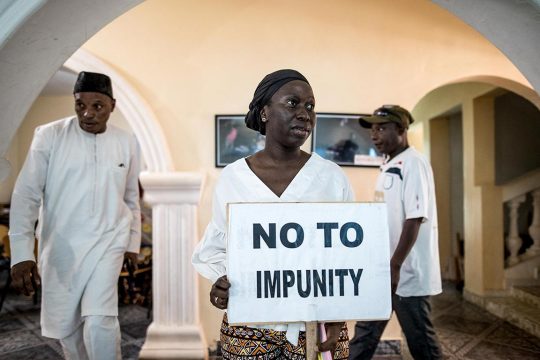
[414,75,540,157]
[64,48,173,172]
[447,75,540,109]
[0,2,206,358]
[0,0,144,179]
[433,0,540,95]
[412,76,540,298]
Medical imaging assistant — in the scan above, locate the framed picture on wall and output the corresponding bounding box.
[311,113,384,167]
[215,115,266,167]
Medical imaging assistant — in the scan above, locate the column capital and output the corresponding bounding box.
[140,171,204,205]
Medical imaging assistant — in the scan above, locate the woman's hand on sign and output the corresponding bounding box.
[210,275,230,309]
[318,322,344,355]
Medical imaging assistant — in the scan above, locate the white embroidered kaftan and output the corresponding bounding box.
[192,153,354,343]
[9,117,141,338]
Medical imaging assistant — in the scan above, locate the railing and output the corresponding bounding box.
[503,168,540,266]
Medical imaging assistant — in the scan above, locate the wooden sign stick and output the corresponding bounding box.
[306,321,319,360]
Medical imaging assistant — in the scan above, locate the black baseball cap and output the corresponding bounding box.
[359,105,414,129]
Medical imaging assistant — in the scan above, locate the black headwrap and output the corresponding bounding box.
[73,71,114,99]
[245,69,309,135]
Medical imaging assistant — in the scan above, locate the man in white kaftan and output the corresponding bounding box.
[192,152,355,345]
[9,72,141,360]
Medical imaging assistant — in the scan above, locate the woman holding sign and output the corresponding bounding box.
[192,69,354,359]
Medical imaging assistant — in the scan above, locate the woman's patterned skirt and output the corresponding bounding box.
[220,313,349,360]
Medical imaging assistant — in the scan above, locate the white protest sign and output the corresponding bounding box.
[226,202,391,325]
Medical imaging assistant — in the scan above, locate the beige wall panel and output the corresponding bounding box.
[430,117,452,279]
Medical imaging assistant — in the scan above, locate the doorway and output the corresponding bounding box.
[430,109,464,283]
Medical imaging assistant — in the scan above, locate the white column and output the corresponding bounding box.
[139,171,207,359]
[506,195,526,266]
[525,189,540,257]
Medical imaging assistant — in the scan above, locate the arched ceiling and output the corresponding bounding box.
[1,0,540,181]
[433,0,540,95]
[0,0,143,181]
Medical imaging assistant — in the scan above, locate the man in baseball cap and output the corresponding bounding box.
[359,104,414,129]
[350,105,443,359]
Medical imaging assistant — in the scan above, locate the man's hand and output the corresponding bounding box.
[210,275,230,310]
[318,322,344,356]
[11,260,40,296]
[124,252,139,272]
[390,218,422,295]
[390,260,401,294]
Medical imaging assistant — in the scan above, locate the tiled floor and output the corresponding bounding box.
[0,290,151,359]
[1,283,540,359]
[429,284,540,359]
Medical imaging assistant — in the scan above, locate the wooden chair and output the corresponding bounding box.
[118,246,152,318]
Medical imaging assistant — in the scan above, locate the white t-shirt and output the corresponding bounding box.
[375,147,442,297]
